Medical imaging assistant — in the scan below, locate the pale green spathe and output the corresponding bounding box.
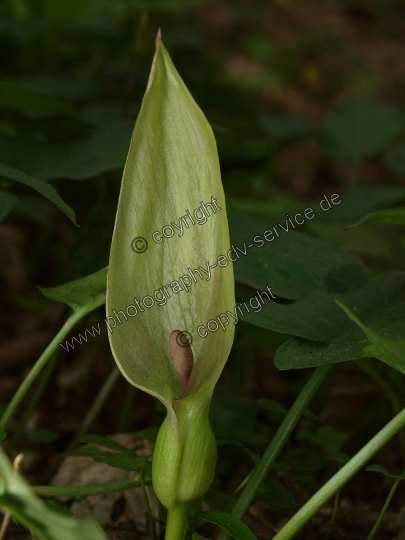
[107,35,235,410]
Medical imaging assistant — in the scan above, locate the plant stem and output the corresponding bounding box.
[140,470,154,540]
[1,303,101,429]
[325,488,340,540]
[365,478,401,540]
[33,475,143,497]
[11,352,59,448]
[357,360,405,453]
[272,406,405,540]
[165,503,190,540]
[217,365,331,540]
[75,366,121,438]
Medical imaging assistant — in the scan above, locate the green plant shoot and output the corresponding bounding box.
[106,32,235,536]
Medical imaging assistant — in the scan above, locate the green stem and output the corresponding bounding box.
[140,470,154,540]
[33,475,143,497]
[75,366,121,437]
[357,360,405,453]
[10,352,59,448]
[325,488,340,540]
[1,301,102,429]
[365,478,401,540]
[272,406,405,540]
[218,365,331,540]
[165,503,190,540]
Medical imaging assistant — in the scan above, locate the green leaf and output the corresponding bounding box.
[0,121,133,180]
[71,444,149,471]
[274,271,405,370]
[195,511,258,540]
[229,213,368,299]
[77,434,132,453]
[365,465,405,481]
[192,534,210,540]
[243,290,350,341]
[0,427,6,442]
[27,428,59,443]
[107,36,235,407]
[0,81,82,120]
[336,300,405,375]
[0,163,77,224]
[245,271,405,342]
[348,206,405,229]
[0,447,106,540]
[321,95,405,163]
[42,500,73,517]
[0,189,17,221]
[226,196,305,219]
[318,184,405,224]
[39,267,107,312]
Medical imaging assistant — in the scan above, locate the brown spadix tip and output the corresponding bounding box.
[169,330,194,390]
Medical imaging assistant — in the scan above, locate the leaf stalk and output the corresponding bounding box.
[218,364,332,540]
[272,406,405,540]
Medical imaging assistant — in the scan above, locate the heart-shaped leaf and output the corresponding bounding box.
[336,300,405,375]
[274,271,405,370]
[321,95,405,163]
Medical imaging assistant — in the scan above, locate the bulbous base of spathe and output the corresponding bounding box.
[152,394,217,510]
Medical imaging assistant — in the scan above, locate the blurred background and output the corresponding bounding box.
[2,1,405,538]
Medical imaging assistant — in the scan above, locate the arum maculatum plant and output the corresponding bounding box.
[107,32,235,539]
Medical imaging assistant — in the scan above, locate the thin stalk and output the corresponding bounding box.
[33,475,143,497]
[75,366,121,437]
[365,478,401,540]
[140,470,154,540]
[11,352,59,448]
[165,503,190,540]
[117,384,137,432]
[218,365,331,540]
[325,489,339,540]
[272,406,405,540]
[0,511,10,540]
[1,300,103,429]
[357,360,405,453]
